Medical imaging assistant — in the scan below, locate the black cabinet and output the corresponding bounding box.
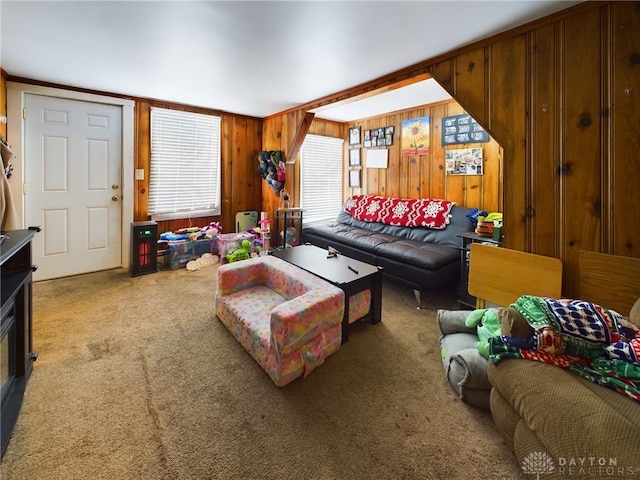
[1,227,39,458]
[457,231,501,308]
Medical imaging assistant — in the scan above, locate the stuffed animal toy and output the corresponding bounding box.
[465,308,501,359]
[202,221,222,238]
[226,239,252,263]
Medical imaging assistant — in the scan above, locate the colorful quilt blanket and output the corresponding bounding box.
[489,295,640,403]
[343,195,455,229]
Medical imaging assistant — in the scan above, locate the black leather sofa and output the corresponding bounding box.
[301,201,475,307]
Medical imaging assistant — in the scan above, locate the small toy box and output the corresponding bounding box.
[165,238,218,269]
[216,232,255,263]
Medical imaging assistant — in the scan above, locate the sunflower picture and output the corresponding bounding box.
[401,116,430,156]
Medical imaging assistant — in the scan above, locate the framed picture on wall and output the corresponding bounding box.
[348,126,361,145]
[445,147,483,175]
[349,148,361,166]
[401,116,430,156]
[348,169,361,188]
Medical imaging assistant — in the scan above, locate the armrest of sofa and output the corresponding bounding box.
[216,257,267,296]
[271,287,345,356]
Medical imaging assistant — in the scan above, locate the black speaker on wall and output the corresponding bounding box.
[130,221,158,277]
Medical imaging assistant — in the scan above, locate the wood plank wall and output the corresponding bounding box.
[262,99,501,223]
[262,1,639,299]
[261,112,344,224]
[345,101,502,211]
[134,100,263,235]
[427,1,640,297]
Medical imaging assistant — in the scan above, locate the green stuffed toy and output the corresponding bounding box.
[465,308,501,359]
[226,239,252,263]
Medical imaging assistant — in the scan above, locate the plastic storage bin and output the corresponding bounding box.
[165,238,217,269]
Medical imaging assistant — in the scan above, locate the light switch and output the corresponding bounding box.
[135,169,144,180]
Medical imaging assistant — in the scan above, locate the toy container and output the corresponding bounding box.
[165,238,218,269]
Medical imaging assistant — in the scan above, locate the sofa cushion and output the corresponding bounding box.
[373,240,459,270]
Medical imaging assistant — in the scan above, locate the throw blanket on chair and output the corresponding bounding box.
[344,195,455,229]
[489,295,640,403]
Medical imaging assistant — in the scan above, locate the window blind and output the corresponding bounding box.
[149,108,221,220]
[300,134,344,224]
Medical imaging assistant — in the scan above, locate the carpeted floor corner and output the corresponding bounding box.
[0,264,525,480]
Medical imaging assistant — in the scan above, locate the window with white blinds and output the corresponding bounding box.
[149,108,221,220]
[300,134,344,224]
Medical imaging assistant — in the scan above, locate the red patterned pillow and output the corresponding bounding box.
[344,195,456,229]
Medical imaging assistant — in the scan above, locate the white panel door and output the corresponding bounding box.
[25,94,123,281]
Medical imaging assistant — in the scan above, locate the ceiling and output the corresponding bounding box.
[0,1,583,122]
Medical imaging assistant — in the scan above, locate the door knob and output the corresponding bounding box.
[112,195,119,201]
[112,184,119,190]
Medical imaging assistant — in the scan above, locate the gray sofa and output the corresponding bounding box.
[301,198,475,306]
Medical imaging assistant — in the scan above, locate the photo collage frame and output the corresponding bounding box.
[363,126,393,148]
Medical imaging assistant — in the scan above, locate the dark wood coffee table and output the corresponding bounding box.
[271,245,383,342]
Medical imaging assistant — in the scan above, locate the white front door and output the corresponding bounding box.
[25,94,123,281]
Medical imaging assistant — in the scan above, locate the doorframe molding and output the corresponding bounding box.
[6,82,135,271]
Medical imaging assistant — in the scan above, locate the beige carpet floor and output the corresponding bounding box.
[0,263,525,480]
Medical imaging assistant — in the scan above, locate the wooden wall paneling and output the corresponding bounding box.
[464,171,483,209]
[219,113,234,231]
[408,108,427,198]
[134,101,151,222]
[480,140,502,214]
[529,23,560,258]
[410,154,423,199]
[612,1,640,257]
[308,117,343,138]
[429,61,453,94]
[427,103,445,199]
[262,114,285,151]
[416,151,429,199]
[453,49,488,125]
[228,116,263,228]
[445,175,466,206]
[486,35,527,252]
[560,7,604,297]
[398,155,410,199]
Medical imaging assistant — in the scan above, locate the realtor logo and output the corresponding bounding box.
[521,451,555,479]
[521,451,640,478]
